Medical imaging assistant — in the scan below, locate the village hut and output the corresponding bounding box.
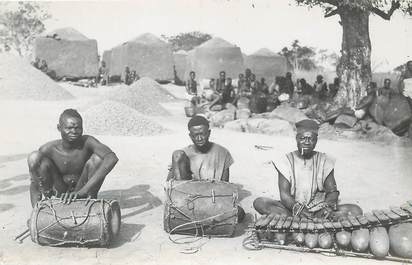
[244,48,287,84]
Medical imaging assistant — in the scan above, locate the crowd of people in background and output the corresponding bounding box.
[184,61,412,123]
[184,68,342,115]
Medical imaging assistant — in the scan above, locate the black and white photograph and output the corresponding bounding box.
[1,0,412,264]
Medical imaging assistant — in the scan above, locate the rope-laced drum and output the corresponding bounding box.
[164,180,239,237]
[29,198,121,247]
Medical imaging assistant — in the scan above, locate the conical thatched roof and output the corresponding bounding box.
[198,37,236,49]
[130,33,168,46]
[45,27,89,41]
[252,48,278,57]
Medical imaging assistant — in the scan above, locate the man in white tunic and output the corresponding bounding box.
[253,119,362,220]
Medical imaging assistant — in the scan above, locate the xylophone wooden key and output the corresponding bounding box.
[339,218,352,230]
[356,215,369,228]
[347,215,361,230]
[282,216,294,231]
[275,215,287,231]
[364,212,380,225]
[307,220,315,232]
[268,215,281,229]
[314,222,324,233]
[291,216,301,231]
[255,214,268,228]
[299,218,308,232]
[372,210,390,224]
[390,207,410,218]
[322,219,334,232]
[332,220,343,231]
[382,209,401,223]
[400,203,412,215]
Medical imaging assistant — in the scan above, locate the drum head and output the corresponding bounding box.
[108,201,121,239]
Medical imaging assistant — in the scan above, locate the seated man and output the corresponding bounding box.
[27,109,119,207]
[253,119,362,221]
[168,115,244,220]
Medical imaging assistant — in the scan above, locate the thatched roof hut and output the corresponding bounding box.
[108,33,174,81]
[34,27,99,79]
[185,37,244,80]
[244,48,287,84]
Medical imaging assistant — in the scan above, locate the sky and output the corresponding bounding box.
[34,0,412,71]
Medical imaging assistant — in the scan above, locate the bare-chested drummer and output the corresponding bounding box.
[27,109,119,207]
[253,119,362,221]
[167,115,245,221]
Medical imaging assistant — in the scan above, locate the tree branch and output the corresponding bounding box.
[371,1,400,20]
[325,8,340,18]
[319,0,339,6]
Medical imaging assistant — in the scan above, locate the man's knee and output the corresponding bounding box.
[27,151,42,170]
[172,150,187,163]
[253,197,269,212]
[85,154,102,170]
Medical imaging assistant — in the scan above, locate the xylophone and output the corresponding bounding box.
[243,201,412,263]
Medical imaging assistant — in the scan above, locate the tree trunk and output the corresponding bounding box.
[335,7,372,109]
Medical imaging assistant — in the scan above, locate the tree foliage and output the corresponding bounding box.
[295,0,411,18]
[161,31,212,52]
[279,40,318,71]
[0,2,51,57]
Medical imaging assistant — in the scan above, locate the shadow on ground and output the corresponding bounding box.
[0,153,28,164]
[99,184,162,219]
[110,223,146,248]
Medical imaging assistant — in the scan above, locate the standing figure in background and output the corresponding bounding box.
[124,66,131,85]
[186,71,199,105]
[313,75,328,100]
[98,61,109,86]
[283,72,295,98]
[378,78,393,97]
[216,71,226,94]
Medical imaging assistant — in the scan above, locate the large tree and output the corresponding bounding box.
[0,2,51,57]
[295,0,411,108]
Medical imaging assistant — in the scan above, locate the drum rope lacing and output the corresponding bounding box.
[34,199,111,246]
[165,180,239,254]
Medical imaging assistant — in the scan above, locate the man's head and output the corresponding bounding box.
[188,115,211,150]
[226,77,232,86]
[367,82,377,94]
[57,109,83,143]
[316,75,323,83]
[260,77,266,84]
[384,78,391,88]
[239,73,244,79]
[125,66,130,72]
[245,68,251,77]
[190,71,196,79]
[251,73,256,81]
[406,61,412,71]
[295,119,319,157]
[219,71,226,80]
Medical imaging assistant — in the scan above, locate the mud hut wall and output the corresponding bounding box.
[109,43,129,79]
[34,37,99,79]
[185,47,244,80]
[244,55,287,84]
[173,53,187,81]
[125,43,174,81]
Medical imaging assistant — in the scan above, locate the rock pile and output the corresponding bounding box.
[108,77,174,116]
[83,101,168,136]
[0,53,74,100]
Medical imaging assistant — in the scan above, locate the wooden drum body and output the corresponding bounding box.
[30,198,121,247]
[164,180,239,237]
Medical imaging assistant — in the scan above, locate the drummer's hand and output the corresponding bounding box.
[61,190,87,204]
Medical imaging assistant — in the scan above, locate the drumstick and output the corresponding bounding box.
[14,229,30,243]
[71,211,77,224]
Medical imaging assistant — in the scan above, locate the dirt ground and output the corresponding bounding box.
[0,83,411,265]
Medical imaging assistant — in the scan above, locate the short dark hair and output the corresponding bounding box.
[188,115,209,130]
[190,71,195,75]
[59,109,82,124]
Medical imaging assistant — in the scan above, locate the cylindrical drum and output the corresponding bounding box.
[164,180,239,237]
[30,198,121,247]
